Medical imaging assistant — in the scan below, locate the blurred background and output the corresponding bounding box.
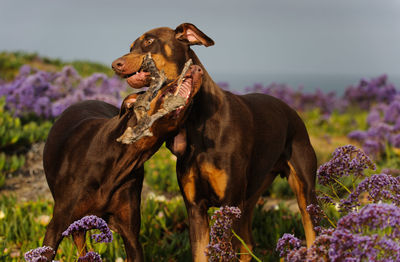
[1,0,399,93]
[1,1,400,261]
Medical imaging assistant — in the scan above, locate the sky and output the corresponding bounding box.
[1,0,400,91]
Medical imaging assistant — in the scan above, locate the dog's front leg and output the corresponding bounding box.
[186,204,210,262]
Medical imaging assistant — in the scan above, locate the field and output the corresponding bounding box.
[1,52,399,261]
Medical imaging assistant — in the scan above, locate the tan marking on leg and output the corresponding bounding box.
[239,243,253,262]
[73,231,87,257]
[151,53,179,79]
[195,227,210,262]
[200,163,228,200]
[164,44,172,57]
[182,168,196,203]
[288,162,316,248]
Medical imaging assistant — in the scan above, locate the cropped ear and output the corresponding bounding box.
[119,93,139,117]
[175,23,214,47]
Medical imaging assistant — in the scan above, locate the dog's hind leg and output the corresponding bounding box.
[287,141,317,248]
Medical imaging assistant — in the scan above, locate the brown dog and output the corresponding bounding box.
[42,63,203,261]
[112,23,317,261]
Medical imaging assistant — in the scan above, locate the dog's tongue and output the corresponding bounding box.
[178,78,192,99]
[127,72,151,89]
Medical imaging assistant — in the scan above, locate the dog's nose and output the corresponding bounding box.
[112,58,125,72]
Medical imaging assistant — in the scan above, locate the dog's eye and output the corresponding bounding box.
[144,38,154,47]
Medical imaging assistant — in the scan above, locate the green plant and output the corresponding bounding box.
[144,145,180,194]
[0,196,127,261]
[0,98,52,150]
[140,195,191,261]
[0,51,113,81]
[265,176,294,199]
[252,204,304,261]
[0,153,25,188]
[303,109,368,136]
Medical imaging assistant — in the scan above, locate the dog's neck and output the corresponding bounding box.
[185,49,228,123]
[188,49,225,101]
[94,115,160,171]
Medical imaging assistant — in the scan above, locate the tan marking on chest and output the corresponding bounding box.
[151,53,179,79]
[200,163,228,200]
[182,168,196,203]
[164,44,172,57]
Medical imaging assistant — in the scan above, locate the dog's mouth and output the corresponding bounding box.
[116,62,202,144]
[156,65,202,116]
[125,66,152,89]
[124,64,151,89]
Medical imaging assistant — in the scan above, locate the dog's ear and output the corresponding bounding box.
[175,23,214,47]
[119,94,138,117]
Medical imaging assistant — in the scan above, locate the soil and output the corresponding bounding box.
[0,143,53,202]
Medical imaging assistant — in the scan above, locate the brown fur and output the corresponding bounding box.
[112,23,318,261]
[42,66,203,262]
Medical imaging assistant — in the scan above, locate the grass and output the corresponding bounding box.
[0,194,304,261]
[144,145,180,195]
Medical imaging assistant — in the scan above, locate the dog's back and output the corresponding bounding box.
[43,100,118,193]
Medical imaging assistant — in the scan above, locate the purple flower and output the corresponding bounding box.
[362,139,384,158]
[317,145,375,186]
[390,133,400,148]
[347,94,400,157]
[306,229,333,261]
[77,251,102,262]
[0,65,127,118]
[381,168,400,177]
[306,204,324,225]
[384,100,400,124]
[348,130,367,143]
[24,246,55,262]
[205,206,241,262]
[245,82,338,114]
[339,174,400,212]
[329,203,400,262]
[366,108,382,126]
[276,233,302,258]
[277,229,335,261]
[344,74,397,110]
[19,65,32,76]
[286,246,308,262]
[62,215,113,243]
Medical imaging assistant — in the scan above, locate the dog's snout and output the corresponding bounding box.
[112,58,125,72]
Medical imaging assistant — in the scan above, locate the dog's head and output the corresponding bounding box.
[117,64,203,144]
[112,23,213,89]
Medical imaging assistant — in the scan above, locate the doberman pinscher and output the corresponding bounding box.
[42,61,203,261]
[112,23,317,261]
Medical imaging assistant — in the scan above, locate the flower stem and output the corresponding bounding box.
[232,229,262,262]
[332,178,352,194]
[330,185,341,200]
